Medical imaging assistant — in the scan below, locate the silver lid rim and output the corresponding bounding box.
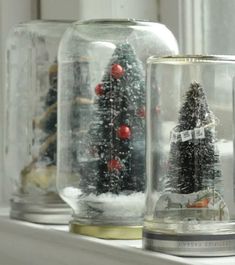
[147,55,235,64]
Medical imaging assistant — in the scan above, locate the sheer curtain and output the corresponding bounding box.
[201,0,235,55]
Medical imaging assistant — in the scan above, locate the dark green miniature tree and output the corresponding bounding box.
[39,61,58,165]
[166,82,222,194]
[41,60,92,165]
[20,62,58,187]
[85,43,145,194]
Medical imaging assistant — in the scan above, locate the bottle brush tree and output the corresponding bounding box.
[83,42,146,195]
[166,82,222,194]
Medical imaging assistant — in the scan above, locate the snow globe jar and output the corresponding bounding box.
[57,19,178,239]
[5,20,71,223]
[144,55,235,256]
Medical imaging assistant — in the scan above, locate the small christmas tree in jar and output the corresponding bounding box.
[57,19,179,238]
[76,43,146,227]
[21,61,58,193]
[155,82,229,222]
[143,55,235,256]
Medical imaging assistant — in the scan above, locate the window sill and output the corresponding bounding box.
[0,210,234,265]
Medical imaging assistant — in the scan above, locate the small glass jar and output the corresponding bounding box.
[57,19,178,239]
[144,55,235,256]
[5,20,71,224]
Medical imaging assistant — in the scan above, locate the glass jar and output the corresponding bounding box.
[144,55,235,256]
[57,19,178,239]
[5,20,71,224]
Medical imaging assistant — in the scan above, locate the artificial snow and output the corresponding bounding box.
[62,187,82,198]
[84,191,145,218]
[62,187,145,219]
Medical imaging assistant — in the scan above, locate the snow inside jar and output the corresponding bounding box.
[144,55,235,256]
[5,20,71,224]
[57,19,178,239]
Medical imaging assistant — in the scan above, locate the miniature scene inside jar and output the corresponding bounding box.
[5,22,68,204]
[21,61,58,196]
[60,43,146,224]
[57,20,178,227]
[145,60,235,233]
[156,81,228,222]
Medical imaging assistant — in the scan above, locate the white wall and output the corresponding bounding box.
[159,0,181,51]
[40,0,159,21]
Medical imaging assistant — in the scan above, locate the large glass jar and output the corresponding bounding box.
[5,20,71,224]
[57,19,178,239]
[144,55,235,256]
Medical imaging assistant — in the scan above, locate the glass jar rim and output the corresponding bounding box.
[74,18,160,26]
[17,19,72,26]
[147,55,235,64]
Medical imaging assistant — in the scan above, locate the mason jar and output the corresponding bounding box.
[57,19,178,239]
[5,20,71,224]
[144,55,235,256]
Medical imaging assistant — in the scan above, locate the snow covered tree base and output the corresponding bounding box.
[62,187,145,226]
[154,189,229,222]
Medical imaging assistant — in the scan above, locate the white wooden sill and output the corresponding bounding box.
[0,209,234,265]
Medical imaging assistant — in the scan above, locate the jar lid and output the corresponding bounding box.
[143,228,235,256]
[70,222,142,239]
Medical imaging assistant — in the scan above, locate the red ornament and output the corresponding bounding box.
[186,197,210,208]
[137,107,145,118]
[95,83,104,96]
[107,159,122,172]
[117,125,131,140]
[111,64,124,79]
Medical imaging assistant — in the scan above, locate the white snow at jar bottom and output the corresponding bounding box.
[61,187,145,221]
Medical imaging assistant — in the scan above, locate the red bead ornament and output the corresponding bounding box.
[107,159,122,172]
[111,64,124,79]
[117,125,131,140]
[95,83,104,96]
